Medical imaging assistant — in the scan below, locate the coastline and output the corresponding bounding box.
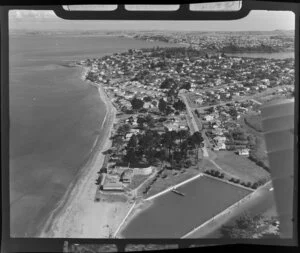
[39,65,131,238]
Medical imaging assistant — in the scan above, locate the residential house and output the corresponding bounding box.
[120,169,134,184]
[204,115,214,122]
[238,148,250,156]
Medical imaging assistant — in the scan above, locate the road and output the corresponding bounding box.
[180,93,199,134]
[189,86,284,111]
[180,93,209,158]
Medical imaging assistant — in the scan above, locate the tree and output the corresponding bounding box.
[190,132,204,161]
[180,82,191,91]
[127,135,138,149]
[173,100,186,111]
[228,108,238,118]
[220,213,264,238]
[165,106,174,116]
[137,117,146,129]
[247,134,256,147]
[177,130,189,145]
[117,124,131,136]
[160,78,175,89]
[131,98,144,111]
[144,114,156,128]
[161,131,177,162]
[179,141,189,159]
[124,148,138,164]
[158,98,167,114]
[143,96,152,102]
[112,135,125,153]
[139,130,161,164]
[231,127,247,141]
[191,132,204,147]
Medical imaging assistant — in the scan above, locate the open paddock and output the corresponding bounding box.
[213,151,270,183]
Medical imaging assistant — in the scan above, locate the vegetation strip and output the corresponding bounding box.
[202,173,255,192]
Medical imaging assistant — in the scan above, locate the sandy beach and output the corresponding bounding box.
[39,66,132,238]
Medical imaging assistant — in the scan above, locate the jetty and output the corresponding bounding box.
[171,188,185,196]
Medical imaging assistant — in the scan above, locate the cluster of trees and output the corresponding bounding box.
[220,213,263,238]
[148,47,206,59]
[220,212,279,239]
[130,97,145,111]
[173,100,186,111]
[157,97,186,115]
[158,99,174,115]
[142,168,165,195]
[230,127,248,141]
[194,109,200,118]
[123,130,204,168]
[180,82,191,91]
[204,169,225,179]
[228,177,267,190]
[136,114,156,129]
[248,154,270,172]
[160,78,176,89]
[224,127,251,150]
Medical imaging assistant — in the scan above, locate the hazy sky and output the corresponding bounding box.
[9,10,295,31]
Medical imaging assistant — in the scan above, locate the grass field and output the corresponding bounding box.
[143,167,200,198]
[127,174,150,191]
[213,151,270,183]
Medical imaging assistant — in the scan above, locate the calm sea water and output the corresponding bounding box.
[225,51,294,59]
[9,34,178,237]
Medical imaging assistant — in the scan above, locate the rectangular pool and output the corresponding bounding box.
[121,175,252,238]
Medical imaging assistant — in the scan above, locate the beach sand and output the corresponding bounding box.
[39,66,132,238]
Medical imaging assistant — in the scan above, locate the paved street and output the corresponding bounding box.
[180,93,209,158]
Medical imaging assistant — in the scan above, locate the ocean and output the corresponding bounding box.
[225,51,294,59]
[9,34,178,237]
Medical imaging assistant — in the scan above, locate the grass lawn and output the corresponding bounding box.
[127,174,150,191]
[144,167,199,198]
[213,151,270,183]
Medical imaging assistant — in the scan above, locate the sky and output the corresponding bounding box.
[9,9,295,32]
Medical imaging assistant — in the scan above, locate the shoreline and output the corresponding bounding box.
[39,65,131,238]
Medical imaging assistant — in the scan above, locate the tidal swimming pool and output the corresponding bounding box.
[121,175,252,238]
